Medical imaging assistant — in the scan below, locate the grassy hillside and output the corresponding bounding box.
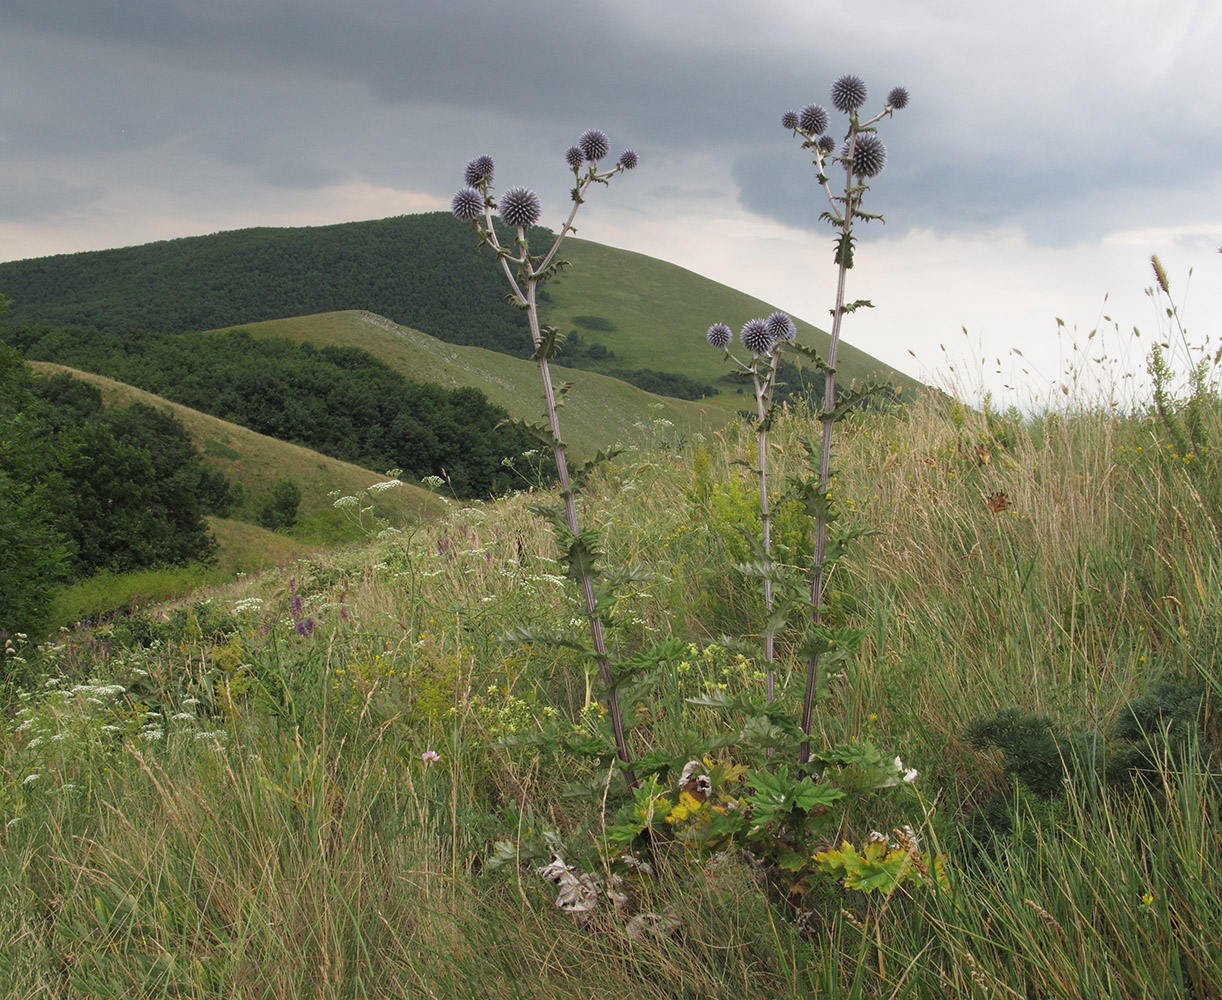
[3,367,1220,995]
[544,238,922,412]
[27,362,444,532]
[214,311,732,458]
[0,212,920,414]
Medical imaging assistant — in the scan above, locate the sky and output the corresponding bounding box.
[2,0,1220,407]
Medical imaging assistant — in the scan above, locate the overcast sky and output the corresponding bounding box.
[3,0,1220,406]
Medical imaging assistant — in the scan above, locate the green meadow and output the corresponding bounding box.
[3,376,1219,996]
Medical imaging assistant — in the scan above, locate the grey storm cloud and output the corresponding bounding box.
[2,0,1220,250]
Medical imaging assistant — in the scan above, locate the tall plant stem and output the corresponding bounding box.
[799,131,860,763]
[484,189,635,781]
[753,353,781,701]
[524,279,634,777]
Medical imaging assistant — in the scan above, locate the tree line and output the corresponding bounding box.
[1,347,228,637]
[5,324,547,500]
[0,214,551,356]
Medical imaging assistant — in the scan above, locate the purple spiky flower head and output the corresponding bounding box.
[830,74,868,112]
[451,186,485,222]
[886,86,910,110]
[617,149,638,170]
[844,134,887,177]
[817,134,836,155]
[765,311,796,343]
[781,110,800,130]
[499,186,542,228]
[463,154,495,187]
[578,128,611,162]
[741,318,774,356]
[799,103,829,135]
[706,322,732,349]
[565,145,584,169]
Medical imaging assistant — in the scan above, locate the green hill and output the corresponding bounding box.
[216,311,731,458]
[27,362,444,532]
[0,213,922,410]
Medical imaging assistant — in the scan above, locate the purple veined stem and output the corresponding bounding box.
[799,126,861,764]
[486,192,636,783]
[753,355,779,702]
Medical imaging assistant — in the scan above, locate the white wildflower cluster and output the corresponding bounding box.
[233,597,265,615]
[367,479,402,495]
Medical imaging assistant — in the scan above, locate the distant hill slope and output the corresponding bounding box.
[544,240,922,409]
[27,362,444,527]
[213,311,731,458]
[0,212,921,408]
[0,213,531,352]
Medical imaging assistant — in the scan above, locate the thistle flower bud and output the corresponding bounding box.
[578,128,611,162]
[565,145,585,169]
[886,86,910,110]
[499,186,542,228]
[845,134,887,177]
[741,318,773,355]
[830,74,868,112]
[781,110,800,130]
[817,134,836,155]
[765,311,796,343]
[617,149,639,170]
[451,186,485,222]
[706,323,732,349]
[799,103,829,135]
[463,154,495,187]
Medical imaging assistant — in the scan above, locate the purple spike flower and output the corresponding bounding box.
[845,134,887,177]
[463,154,495,187]
[565,145,584,169]
[617,149,639,170]
[578,128,611,162]
[741,318,774,355]
[765,311,796,343]
[799,103,829,135]
[817,134,836,155]
[706,322,732,349]
[886,86,910,110]
[451,186,485,221]
[499,186,542,228]
[781,110,800,130]
[830,74,868,112]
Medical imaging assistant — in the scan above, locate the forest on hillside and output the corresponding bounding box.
[4,324,545,500]
[0,214,547,356]
[1,348,229,635]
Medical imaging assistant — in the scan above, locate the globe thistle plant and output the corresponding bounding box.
[451,133,638,778]
[781,75,909,760]
[702,310,799,701]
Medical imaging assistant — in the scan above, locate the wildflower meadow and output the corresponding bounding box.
[1,77,1220,999]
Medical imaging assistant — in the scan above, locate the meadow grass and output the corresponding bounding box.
[3,381,1220,998]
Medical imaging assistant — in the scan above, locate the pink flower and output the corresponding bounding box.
[421,750,441,765]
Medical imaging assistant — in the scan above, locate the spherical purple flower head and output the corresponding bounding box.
[830,74,868,112]
[799,103,829,135]
[817,134,836,155]
[886,86,910,110]
[781,110,800,130]
[844,133,887,177]
[451,186,485,222]
[765,311,796,343]
[616,149,639,170]
[463,154,495,187]
[578,128,611,162]
[741,318,774,356]
[706,322,732,349]
[499,186,542,228]
[565,145,585,169]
